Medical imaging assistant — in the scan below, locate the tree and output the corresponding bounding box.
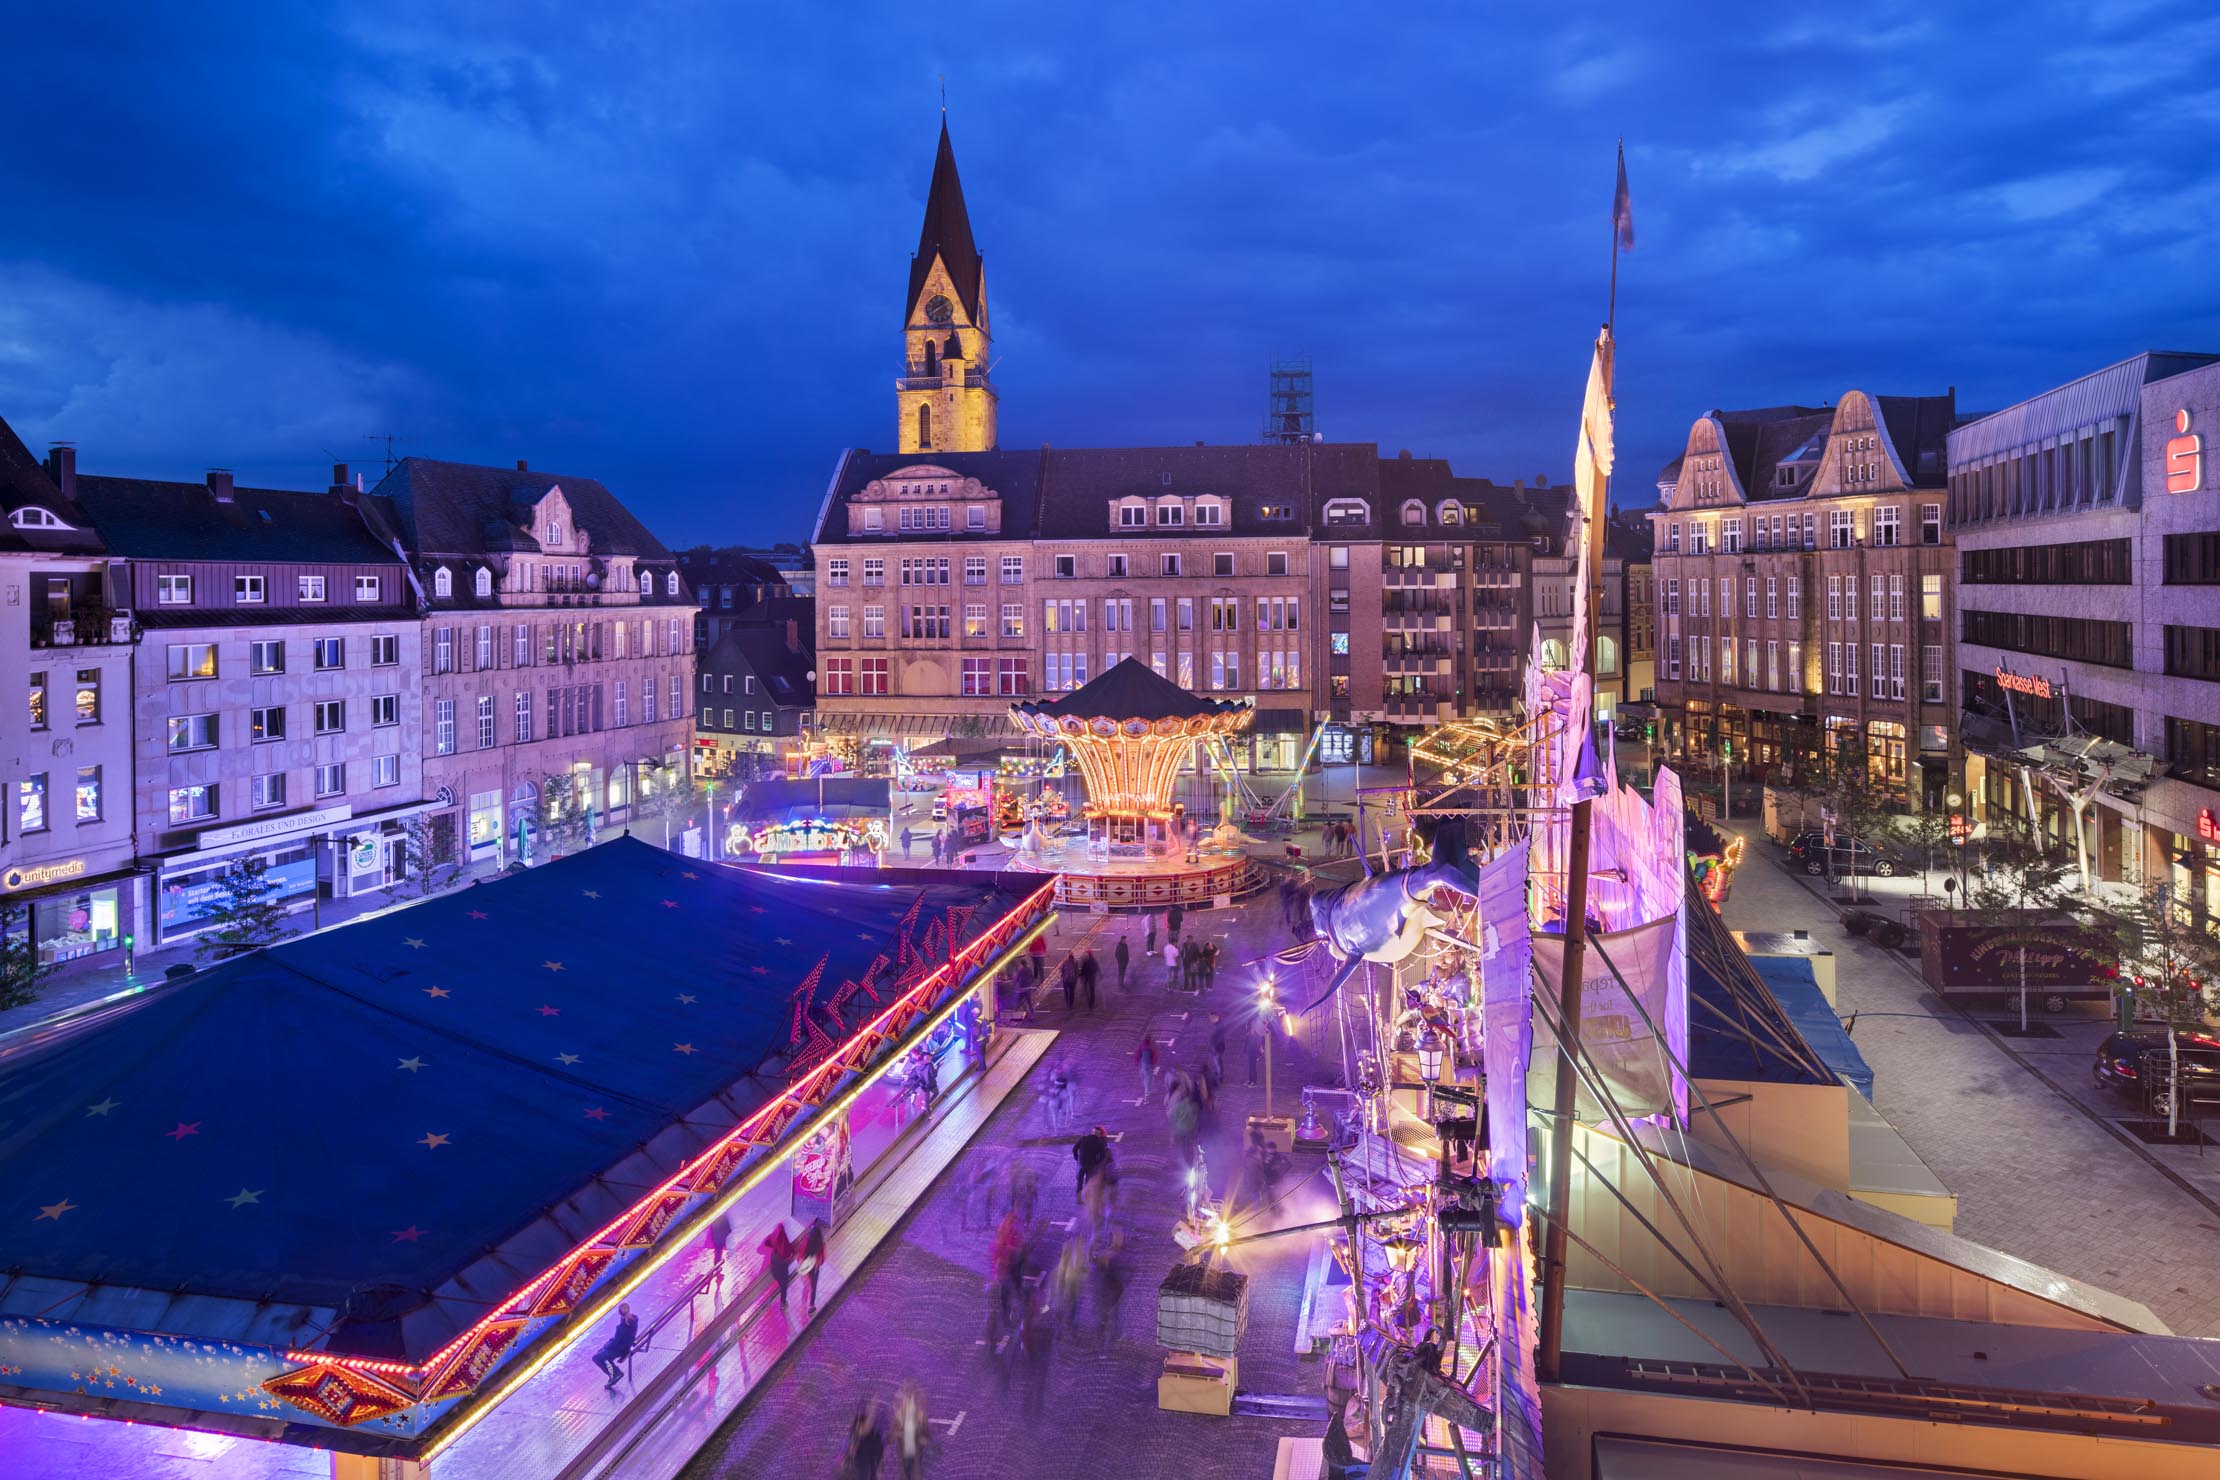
[542,773,592,858]
[400,812,458,898]
[2115,883,2220,1136]
[630,763,693,850]
[1957,814,2086,1033]
[195,856,297,961]
[0,900,58,1012]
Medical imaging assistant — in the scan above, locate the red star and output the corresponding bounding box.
[660,899,680,909]
[391,1225,427,1243]
[467,910,489,921]
[583,1106,611,1121]
[537,1004,561,1017]
[165,1122,201,1142]
[750,965,770,975]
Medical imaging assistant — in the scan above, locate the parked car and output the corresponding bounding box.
[2093,1028,2220,1104]
[1784,830,1909,878]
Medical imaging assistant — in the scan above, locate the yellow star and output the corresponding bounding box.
[418,1132,452,1150]
[35,1198,76,1222]
[672,1042,698,1056]
[224,1189,262,1209]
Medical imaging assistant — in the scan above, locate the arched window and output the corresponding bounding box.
[639,570,653,596]
[474,566,492,598]
[924,340,939,375]
[1436,500,1460,525]
[665,571,679,597]
[1401,500,1425,526]
[1597,635,1619,674]
[1539,638,1568,670]
[433,567,452,599]
[917,404,932,449]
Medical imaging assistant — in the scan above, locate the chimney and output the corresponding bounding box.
[330,462,350,495]
[516,459,529,472]
[45,443,75,499]
[207,469,235,503]
[785,618,800,653]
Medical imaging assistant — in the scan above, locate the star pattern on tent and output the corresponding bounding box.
[225,1189,262,1209]
[750,965,770,975]
[746,904,767,914]
[675,993,697,1004]
[661,899,680,909]
[467,910,489,921]
[423,986,451,999]
[165,1122,202,1142]
[555,1052,582,1065]
[681,871,699,880]
[581,890,601,900]
[672,1042,697,1056]
[774,937,793,946]
[537,1004,561,1018]
[418,1132,452,1150]
[397,1057,426,1073]
[542,960,567,973]
[35,1198,76,1222]
[84,1098,120,1117]
[403,937,428,950]
[583,1106,611,1121]
[391,1225,426,1243]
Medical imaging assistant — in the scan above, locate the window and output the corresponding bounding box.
[157,573,192,605]
[1157,503,1184,527]
[315,700,345,734]
[1767,639,1780,690]
[740,708,753,731]
[1845,643,1859,696]
[828,605,851,638]
[964,603,987,637]
[1889,644,1906,699]
[1745,578,1757,619]
[308,762,341,798]
[862,558,884,587]
[962,656,992,696]
[1001,603,1024,638]
[863,605,885,638]
[667,673,682,718]
[373,753,400,788]
[613,680,628,726]
[1922,644,1943,702]
[363,633,397,669]
[252,772,286,811]
[1764,577,1778,620]
[516,690,534,742]
[1889,574,1905,623]
[1161,554,1182,577]
[1827,642,1842,694]
[1194,501,1223,527]
[1874,506,1901,546]
[1001,555,1025,585]
[471,625,491,670]
[1920,503,1942,544]
[26,673,45,731]
[997,656,1028,695]
[476,694,496,749]
[240,638,285,677]
[250,706,286,742]
[828,558,850,587]
[71,763,101,824]
[1107,553,1128,578]
[168,783,217,825]
[233,574,266,604]
[966,506,986,531]
[1665,522,1680,553]
[1786,577,1801,621]
[1720,639,1736,686]
[1872,643,1886,696]
[1963,609,2132,669]
[1722,518,1742,554]
[1667,635,1682,680]
[1829,510,1854,548]
[1845,578,1857,623]
[18,774,47,833]
[666,572,680,598]
[314,637,344,670]
[167,643,217,681]
[965,555,987,585]
[1871,574,1885,621]
[823,657,855,695]
[1664,578,1679,617]
[168,713,218,752]
[72,668,99,724]
[1214,553,1235,577]
[667,619,683,654]
[859,657,890,696]
[287,574,324,604]
[1178,597,1194,631]
[475,567,493,598]
[1054,554,1076,579]
[355,575,381,602]
[434,567,453,599]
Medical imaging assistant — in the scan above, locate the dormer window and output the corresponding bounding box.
[474,567,492,598]
[9,507,72,531]
[1323,498,1371,527]
[433,567,453,599]
[1193,501,1224,527]
[1401,500,1426,526]
[665,572,679,597]
[1157,504,1184,527]
[639,571,654,596]
[1119,502,1147,528]
[1436,501,1460,525]
[547,521,565,547]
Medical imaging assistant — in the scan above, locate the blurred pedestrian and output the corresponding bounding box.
[1245,1017,1263,1086]
[759,1222,795,1312]
[1167,904,1185,943]
[900,825,916,857]
[1073,1123,1111,1198]
[1145,913,1158,954]
[1059,955,1078,1011]
[1113,936,1131,989]
[799,1217,829,1314]
[1203,941,1219,991]
[1208,1014,1228,1081]
[894,1380,930,1479]
[1134,1036,1159,1102]
[843,1399,885,1479]
[706,1209,732,1271]
[1079,949,1100,1009]
[1090,1244,1128,1353]
[1162,938,1178,986]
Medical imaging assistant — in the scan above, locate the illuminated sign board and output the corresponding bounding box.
[2199,809,2219,845]
[1993,666,2052,700]
[2,859,89,892]
[2167,409,2204,494]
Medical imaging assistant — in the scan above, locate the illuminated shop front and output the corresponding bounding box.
[2,859,139,967]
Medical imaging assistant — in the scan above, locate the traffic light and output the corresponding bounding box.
[1645,721,1656,741]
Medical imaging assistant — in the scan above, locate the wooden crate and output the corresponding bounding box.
[1158,1351,1237,1415]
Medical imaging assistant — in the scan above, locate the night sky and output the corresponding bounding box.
[3,4,2215,546]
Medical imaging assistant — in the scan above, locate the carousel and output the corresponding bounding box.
[1008,658,1266,909]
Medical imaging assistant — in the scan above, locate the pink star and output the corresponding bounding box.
[660,899,679,909]
[423,986,451,999]
[391,1225,427,1243]
[583,1106,611,1121]
[537,1004,561,1017]
[467,910,489,921]
[165,1122,201,1142]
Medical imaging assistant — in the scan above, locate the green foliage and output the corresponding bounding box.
[541,773,594,857]
[401,812,458,898]
[0,900,58,1013]
[1956,813,2098,1029]
[194,856,296,961]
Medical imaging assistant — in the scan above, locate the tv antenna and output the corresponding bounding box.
[363,433,403,472]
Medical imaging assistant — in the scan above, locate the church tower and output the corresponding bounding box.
[898,121,996,454]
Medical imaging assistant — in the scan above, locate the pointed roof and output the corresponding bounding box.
[908,120,984,322]
[1013,656,1253,725]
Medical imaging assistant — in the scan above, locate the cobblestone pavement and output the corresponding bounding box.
[678,892,1348,1479]
[1722,832,2220,1337]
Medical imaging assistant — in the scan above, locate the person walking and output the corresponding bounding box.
[591,1302,639,1388]
[759,1222,795,1312]
[1079,949,1099,1010]
[1113,936,1130,990]
[1134,1036,1159,1102]
[799,1217,829,1315]
[1167,903,1185,943]
[1162,937,1178,987]
[1058,954,1078,1011]
[706,1210,732,1272]
[1145,913,1158,955]
[843,1399,885,1480]
[900,824,915,857]
[1090,1245,1128,1353]
[1073,1123,1111,1199]
[894,1380,930,1480]
[1208,1015,1229,1082]
[1203,941,1219,992]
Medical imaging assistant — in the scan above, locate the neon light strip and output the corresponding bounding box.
[283,881,1054,1393]
[418,908,1055,1460]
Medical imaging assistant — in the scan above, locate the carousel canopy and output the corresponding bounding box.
[737,775,890,821]
[0,838,1042,1364]
[1011,656,1253,730]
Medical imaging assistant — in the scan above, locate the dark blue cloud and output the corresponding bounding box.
[1,1,2214,542]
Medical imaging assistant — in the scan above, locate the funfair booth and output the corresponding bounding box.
[0,836,1053,1477]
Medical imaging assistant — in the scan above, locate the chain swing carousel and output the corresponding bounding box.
[1008,657,1265,910]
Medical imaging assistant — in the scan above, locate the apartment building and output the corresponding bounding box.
[695,618,815,778]
[1947,351,2220,907]
[0,432,141,969]
[72,466,427,948]
[677,545,804,645]
[1651,390,1959,807]
[363,458,698,867]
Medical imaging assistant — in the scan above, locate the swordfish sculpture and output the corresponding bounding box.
[1294,820,1480,1011]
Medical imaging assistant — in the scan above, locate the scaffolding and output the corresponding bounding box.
[1262,356,1317,444]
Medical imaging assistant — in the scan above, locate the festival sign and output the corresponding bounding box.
[791,1112,852,1227]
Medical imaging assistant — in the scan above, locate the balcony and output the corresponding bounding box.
[1385,565,1457,589]
[896,367,992,392]
[34,610,135,647]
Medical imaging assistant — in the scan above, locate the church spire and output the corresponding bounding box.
[909,120,983,324]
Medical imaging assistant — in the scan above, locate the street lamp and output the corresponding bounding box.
[1416,1024,1446,1118]
[1257,974,1278,1118]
